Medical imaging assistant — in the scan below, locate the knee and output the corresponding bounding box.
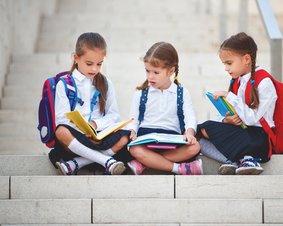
[185,142,201,156]
[55,126,70,140]
[116,135,129,149]
[129,145,146,160]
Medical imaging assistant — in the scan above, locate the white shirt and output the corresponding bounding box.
[55,69,121,131]
[226,68,277,127]
[128,83,197,134]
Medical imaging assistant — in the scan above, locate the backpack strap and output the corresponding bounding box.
[177,86,185,134]
[60,75,84,111]
[244,69,275,157]
[138,88,148,123]
[231,77,240,95]
[88,90,100,122]
[138,86,185,134]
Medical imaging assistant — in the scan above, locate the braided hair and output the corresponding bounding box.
[137,42,180,90]
[220,32,259,109]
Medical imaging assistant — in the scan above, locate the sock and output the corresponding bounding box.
[73,157,93,169]
[68,138,114,167]
[171,163,180,174]
[60,157,93,173]
[199,138,228,163]
[100,148,115,156]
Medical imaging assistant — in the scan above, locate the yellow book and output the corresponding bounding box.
[222,97,247,129]
[66,110,134,141]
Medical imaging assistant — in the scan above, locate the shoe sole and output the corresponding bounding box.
[198,159,203,175]
[218,165,237,175]
[236,167,264,175]
[110,162,126,175]
[55,162,67,176]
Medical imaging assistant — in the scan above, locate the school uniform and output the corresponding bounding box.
[128,82,197,136]
[50,69,130,165]
[198,67,277,163]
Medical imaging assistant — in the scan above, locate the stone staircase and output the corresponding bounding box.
[0,0,283,224]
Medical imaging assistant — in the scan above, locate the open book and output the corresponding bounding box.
[206,91,247,129]
[66,110,133,141]
[128,132,188,148]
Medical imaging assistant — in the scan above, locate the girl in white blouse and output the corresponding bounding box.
[198,32,277,175]
[53,32,130,175]
[127,42,202,175]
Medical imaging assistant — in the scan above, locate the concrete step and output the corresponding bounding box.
[1,174,283,224]
[0,123,38,136]
[0,225,278,226]
[0,137,46,155]
[1,97,40,109]
[7,175,283,199]
[1,198,281,224]
[0,154,282,176]
[0,110,37,123]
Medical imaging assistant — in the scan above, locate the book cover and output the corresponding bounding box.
[128,132,188,147]
[206,92,247,129]
[66,110,133,141]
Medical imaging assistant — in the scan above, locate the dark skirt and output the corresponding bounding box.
[137,127,180,136]
[49,124,132,166]
[197,120,269,163]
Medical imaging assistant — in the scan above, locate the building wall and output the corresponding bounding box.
[0,0,57,99]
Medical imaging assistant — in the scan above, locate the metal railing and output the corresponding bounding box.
[256,0,282,81]
[220,0,282,81]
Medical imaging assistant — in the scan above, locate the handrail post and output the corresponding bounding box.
[219,0,227,41]
[256,0,282,81]
[239,0,248,33]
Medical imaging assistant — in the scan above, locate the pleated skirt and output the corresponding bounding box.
[49,124,131,166]
[198,120,269,163]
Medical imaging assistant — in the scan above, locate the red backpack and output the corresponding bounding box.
[232,69,283,156]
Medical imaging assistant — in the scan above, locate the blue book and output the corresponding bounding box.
[206,91,247,129]
[128,133,188,147]
[206,92,231,117]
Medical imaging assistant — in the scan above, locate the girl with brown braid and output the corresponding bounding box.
[53,32,130,175]
[127,42,202,175]
[198,32,277,175]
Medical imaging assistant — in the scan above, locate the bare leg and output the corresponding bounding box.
[161,142,200,163]
[130,145,174,171]
[200,128,209,139]
[129,141,200,172]
[111,135,129,153]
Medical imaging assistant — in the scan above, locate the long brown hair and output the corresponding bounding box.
[220,32,259,109]
[137,42,180,90]
[69,32,108,114]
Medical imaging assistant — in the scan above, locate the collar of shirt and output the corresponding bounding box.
[148,82,177,93]
[72,69,93,83]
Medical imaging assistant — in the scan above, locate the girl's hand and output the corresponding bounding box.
[213,91,228,100]
[130,130,137,140]
[89,121,97,130]
[183,129,197,145]
[223,112,243,126]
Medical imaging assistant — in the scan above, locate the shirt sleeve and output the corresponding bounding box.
[55,80,72,126]
[183,88,197,133]
[91,80,121,131]
[127,90,141,133]
[226,78,277,126]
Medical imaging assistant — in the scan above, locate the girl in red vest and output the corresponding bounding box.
[198,32,277,175]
